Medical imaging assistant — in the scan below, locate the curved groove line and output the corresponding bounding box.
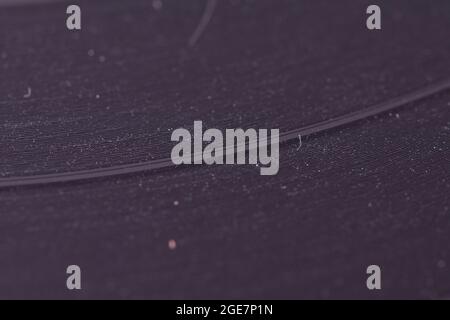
[1,78,450,188]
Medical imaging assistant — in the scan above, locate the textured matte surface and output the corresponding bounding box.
[0,0,449,299]
[2,0,450,176]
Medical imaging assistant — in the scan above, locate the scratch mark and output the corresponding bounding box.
[188,0,218,47]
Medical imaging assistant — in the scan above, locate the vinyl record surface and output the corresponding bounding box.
[0,0,449,299]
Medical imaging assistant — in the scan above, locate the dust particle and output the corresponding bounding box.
[23,87,32,98]
[152,0,163,11]
[168,239,177,250]
[437,260,446,268]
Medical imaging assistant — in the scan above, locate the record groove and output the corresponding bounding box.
[1,78,449,188]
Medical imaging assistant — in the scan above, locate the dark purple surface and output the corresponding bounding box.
[1,0,450,177]
[0,0,449,299]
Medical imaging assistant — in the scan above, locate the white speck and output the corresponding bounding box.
[98,55,106,63]
[281,185,287,190]
[95,94,100,99]
[173,200,179,206]
[368,202,372,208]
[23,87,32,98]
[88,49,95,57]
[168,239,177,250]
[395,113,400,119]
[437,260,446,268]
[152,0,163,11]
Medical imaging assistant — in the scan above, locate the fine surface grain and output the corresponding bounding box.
[2,0,450,176]
[0,0,449,299]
